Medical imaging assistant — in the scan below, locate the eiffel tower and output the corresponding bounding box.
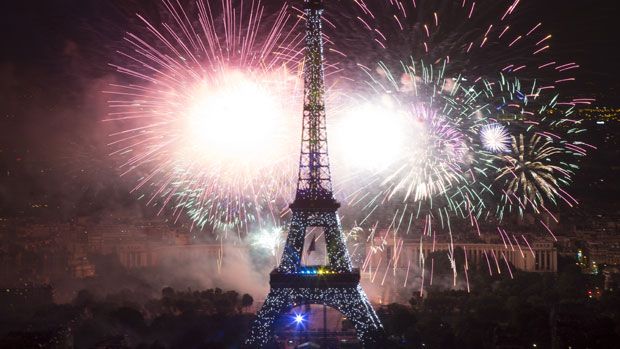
[245,0,384,347]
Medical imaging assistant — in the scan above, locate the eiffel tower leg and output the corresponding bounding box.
[245,288,292,347]
[323,286,385,347]
[278,211,306,272]
[322,212,353,271]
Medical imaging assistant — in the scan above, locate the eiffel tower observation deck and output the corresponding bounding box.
[245,0,384,347]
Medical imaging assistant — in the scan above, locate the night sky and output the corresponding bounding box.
[1,0,619,217]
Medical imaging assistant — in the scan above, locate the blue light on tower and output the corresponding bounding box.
[295,314,304,324]
[291,311,306,328]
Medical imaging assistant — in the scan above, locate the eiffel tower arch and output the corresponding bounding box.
[245,0,384,346]
[248,286,383,345]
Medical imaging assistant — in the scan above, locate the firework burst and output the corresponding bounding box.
[381,104,470,203]
[105,0,304,233]
[338,58,491,236]
[335,0,593,226]
[493,133,578,216]
[480,123,510,153]
[250,225,285,257]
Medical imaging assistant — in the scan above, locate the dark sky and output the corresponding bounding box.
[1,0,619,100]
[534,0,620,104]
[0,0,618,217]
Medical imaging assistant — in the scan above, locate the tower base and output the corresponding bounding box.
[245,284,384,347]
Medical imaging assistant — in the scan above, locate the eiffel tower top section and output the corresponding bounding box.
[291,0,339,212]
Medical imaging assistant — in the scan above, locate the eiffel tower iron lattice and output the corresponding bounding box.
[245,0,384,346]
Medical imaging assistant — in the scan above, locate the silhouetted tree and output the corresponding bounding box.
[241,293,253,312]
[73,289,95,307]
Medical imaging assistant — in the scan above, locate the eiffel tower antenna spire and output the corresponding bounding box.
[245,1,384,346]
[291,0,338,209]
